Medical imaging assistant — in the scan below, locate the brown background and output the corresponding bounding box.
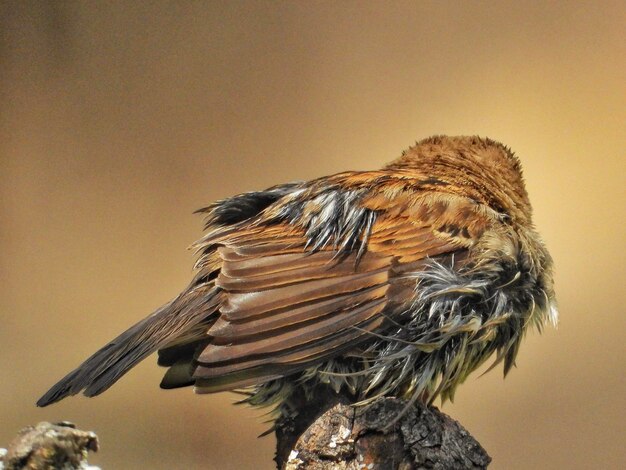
[1,1,624,469]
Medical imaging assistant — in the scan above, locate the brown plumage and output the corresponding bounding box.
[37,135,557,415]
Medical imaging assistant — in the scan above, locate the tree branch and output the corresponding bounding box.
[3,394,488,469]
[275,386,491,469]
[0,422,99,470]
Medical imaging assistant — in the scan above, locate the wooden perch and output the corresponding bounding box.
[275,386,491,469]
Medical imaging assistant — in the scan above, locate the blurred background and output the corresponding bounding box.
[1,1,624,469]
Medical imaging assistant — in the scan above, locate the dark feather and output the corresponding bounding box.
[37,287,219,406]
[195,182,303,227]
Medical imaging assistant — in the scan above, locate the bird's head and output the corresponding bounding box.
[386,135,534,226]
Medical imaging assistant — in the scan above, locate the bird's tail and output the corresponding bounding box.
[37,286,219,407]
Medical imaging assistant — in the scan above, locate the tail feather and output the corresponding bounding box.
[37,287,219,407]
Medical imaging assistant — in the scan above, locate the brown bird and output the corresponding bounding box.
[37,135,557,418]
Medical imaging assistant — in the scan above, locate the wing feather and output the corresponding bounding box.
[164,177,492,394]
[194,315,386,393]
[199,296,387,363]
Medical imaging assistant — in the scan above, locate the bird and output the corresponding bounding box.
[37,135,558,420]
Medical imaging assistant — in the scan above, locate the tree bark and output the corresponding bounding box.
[0,422,99,470]
[275,387,491,470]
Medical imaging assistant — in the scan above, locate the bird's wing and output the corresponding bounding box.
[183,173,491,393]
